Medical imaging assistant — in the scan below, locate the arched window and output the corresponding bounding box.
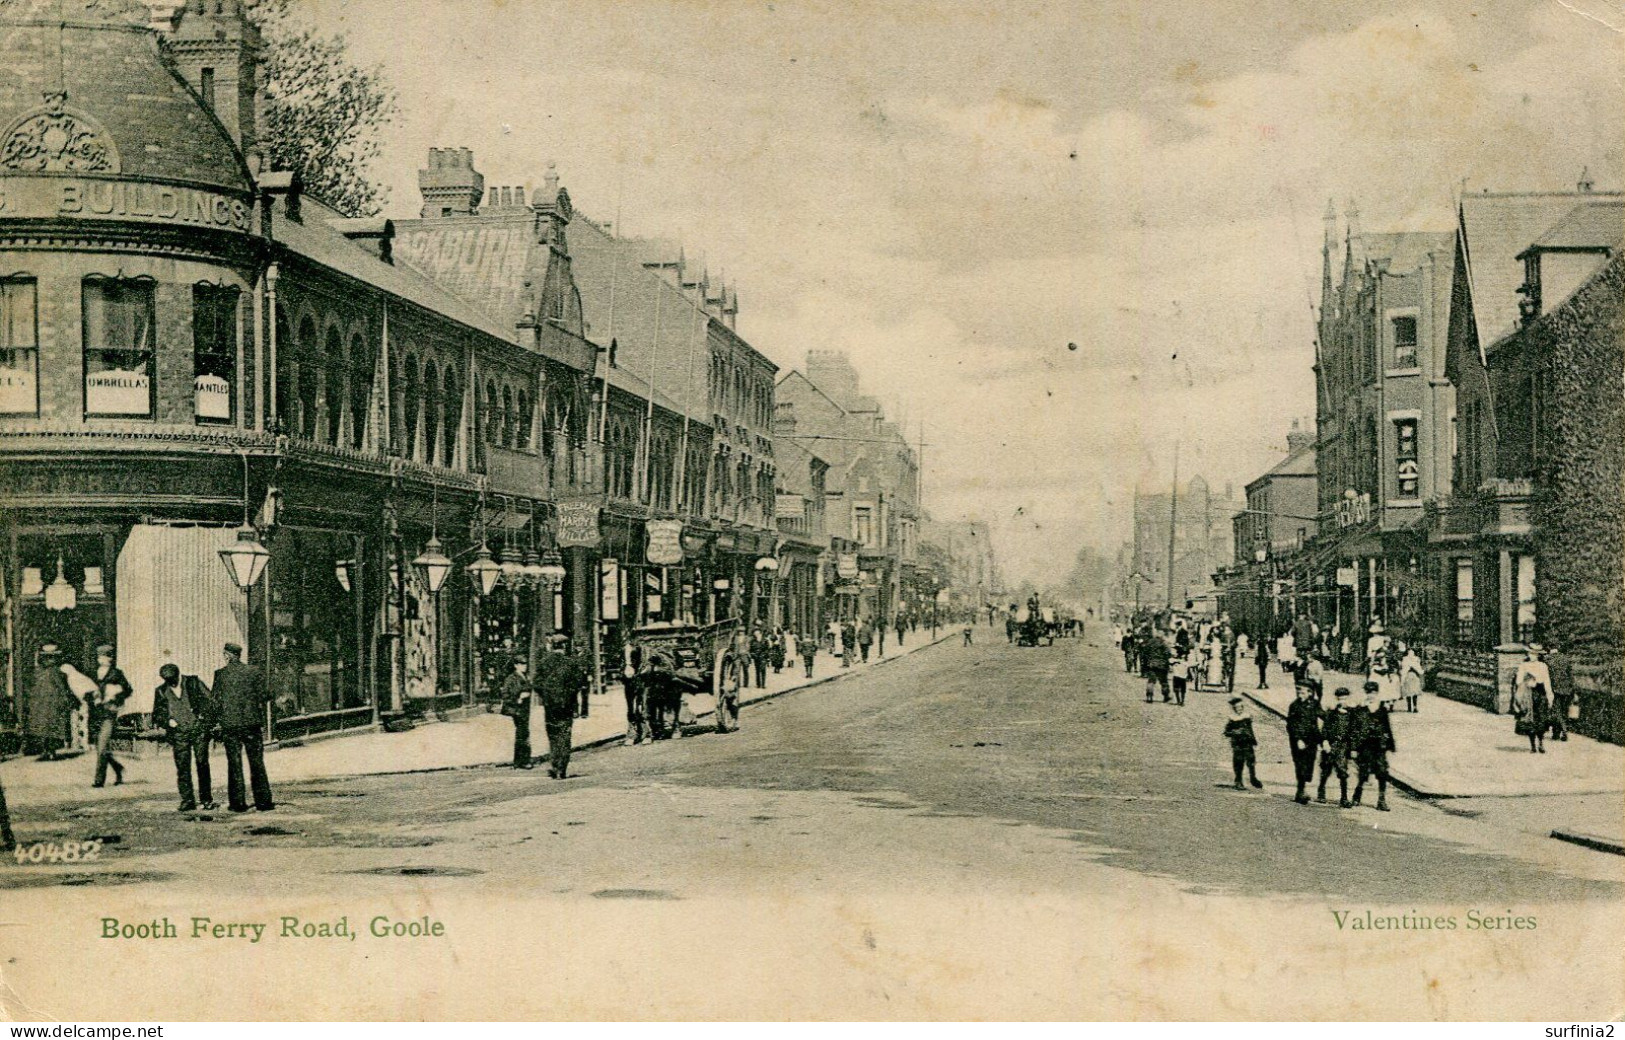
[349,332,371,450]
[324,325,345,446]
[423,359,440,464]
[297,315,318,435]
[484,379,499,446]
[515,389,532,451]
[501,385,515,449]
[402,355,421,461]
[441,367,460,467]
[274,304,291,430]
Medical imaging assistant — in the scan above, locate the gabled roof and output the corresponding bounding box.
[1518,200,1624,256]
[1352,231,1453,276]
[1459,191,1624,350]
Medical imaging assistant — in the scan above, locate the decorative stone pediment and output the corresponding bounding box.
[0,92,119,174]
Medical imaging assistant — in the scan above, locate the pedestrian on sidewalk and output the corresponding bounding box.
[1220,634,1237,693]
[894,616,907,648]
[770,629,787,674]
[539,636,587,779]
[1317,687,1355,807]
[749,628,770,688]
[840,621,856,668]
[1141,629,1171,704]
[1349,681,1395,811]
[1121,626,1138,673]
[89,644,131,788]
[858,619,874,662]
[623,650,651,746]
[1547,645,1576,741]
[962,623,974,647]
[151,665,218,812]
[1511,645,1552,754]
[825,619,840,655]
[1223,697,1263,790]
[799,630,818,678]
[499,657,534,769]
[26,644,77,761]
[1286,682,1322,804]
[213,643,274,812]
[1399,645,1424,713]
[1254,636,1271,690]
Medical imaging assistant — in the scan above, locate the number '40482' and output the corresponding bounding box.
[12,840,102,865]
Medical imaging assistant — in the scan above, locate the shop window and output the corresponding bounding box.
[1454,558,1474,643]
[192,284,238,424]
[266,528,365,724]
[1395,418,1419,498]
[1391,315,1418,368]
[82,277,156,418]
[0,277,39,415]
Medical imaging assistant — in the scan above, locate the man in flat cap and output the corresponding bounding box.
[212,642,274,812]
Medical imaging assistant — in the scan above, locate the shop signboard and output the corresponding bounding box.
[555,500,602,548]
[0,361,36,413]
[1336,565,1357,587]
[85,367,149,416]
[646,519,684,566]
[193,373,230,420]
[837,553,859,580]
[775,493,804,520]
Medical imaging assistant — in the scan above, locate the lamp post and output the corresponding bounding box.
[411,534,452,710]
[754,556,778,630]
[219,524,271,732]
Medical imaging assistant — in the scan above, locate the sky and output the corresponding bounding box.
[293,0,1623,586]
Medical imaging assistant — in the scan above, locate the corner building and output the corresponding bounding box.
[0,0,597,739]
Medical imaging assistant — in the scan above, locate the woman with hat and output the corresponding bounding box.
[26,644,79,761]
[1510,645,1553,754]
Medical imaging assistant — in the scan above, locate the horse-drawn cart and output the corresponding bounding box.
[626,618,745,736]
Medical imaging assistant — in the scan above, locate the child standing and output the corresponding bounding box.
[1223,696,1263,790]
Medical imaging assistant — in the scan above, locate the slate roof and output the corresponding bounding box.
[392,215,540,328]
[1352,231,1453,275]
[0,0,251,192]
[1519,200,1624,255]
[1459,191,1624,350]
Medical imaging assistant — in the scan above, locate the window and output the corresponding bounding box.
[1395,418,1419,498]
[1454,558,1475,643]
[200,68,215,110]
[82,277,156,418]
[853,505,874,546]
[1515,554,1537,644]
[324,326,346,445]
[192,284,237,423]
[1391,315,1418,368]
[0,278,39,415]
[349,333,371,450]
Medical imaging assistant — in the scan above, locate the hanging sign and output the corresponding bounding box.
[85,367,149,416]
[837,553,859,580]
[194,373,230,420]
[1336,566,1358,587]
[775,493,805,520]
[555,500,602,548]
[646,519,684,566]
[599,558,620,621]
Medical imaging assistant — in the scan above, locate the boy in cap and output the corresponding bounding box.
[1317,687,1356,807]
[90,644,130,788]
[1350,681,1395,811]
[1223,696,1263,790]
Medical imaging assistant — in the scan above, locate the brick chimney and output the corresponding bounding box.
[418,148,484,218]
[1286,417,1313,453]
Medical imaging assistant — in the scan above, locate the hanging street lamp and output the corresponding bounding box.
[413,536,453,595]
[466,543,502,597]
[219,526,271,592]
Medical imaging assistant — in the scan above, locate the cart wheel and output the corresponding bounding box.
[713,649,743,733]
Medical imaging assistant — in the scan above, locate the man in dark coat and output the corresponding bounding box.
[26,644,79,760]
[857,620,875,663]
[212,643,273,812]
[1140,630,1172,703]
[151,664,218,811]
[1316,687,1356,807]
[748,629,770,687]
[1223,696,1263,789]
[500,657,534,769]
[1547,646,1576,741]
[89,644,131,788]
[538,637,590,779]
[1350,682,1395,811]
[1286,682,1322,804]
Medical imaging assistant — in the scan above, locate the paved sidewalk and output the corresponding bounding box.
[1237,663,1624,800]
[1,622,966,807]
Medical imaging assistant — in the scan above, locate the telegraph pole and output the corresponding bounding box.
[1165,442,1179,610]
